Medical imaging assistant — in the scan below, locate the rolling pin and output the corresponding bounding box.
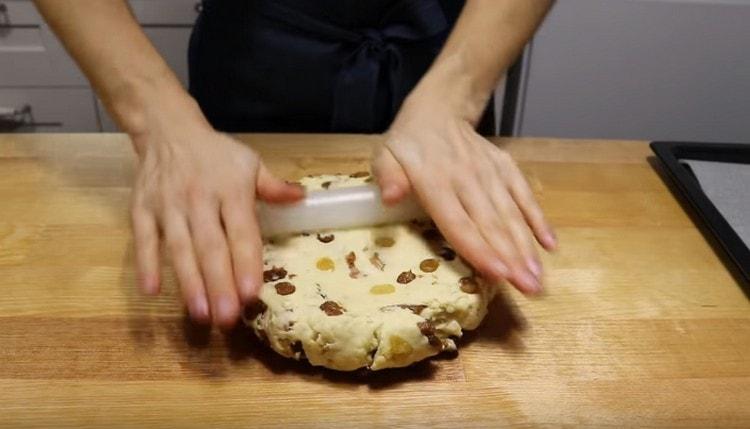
[257,184,427,237]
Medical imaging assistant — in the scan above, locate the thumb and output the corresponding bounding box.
[372,146,411,206]
[256,161,305,204]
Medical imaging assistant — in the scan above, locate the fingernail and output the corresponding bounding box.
[239,276,257,303]
[527,258,543,279]
[546,230,558,248]
[518,270,542,294]
[192,296,210,321]
[138,274,159,295]
[491,260,510,280]
[214,295,239,328]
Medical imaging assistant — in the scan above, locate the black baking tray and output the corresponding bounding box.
[651,141,750,292]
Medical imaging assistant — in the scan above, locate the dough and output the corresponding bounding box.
[244,173,496,371]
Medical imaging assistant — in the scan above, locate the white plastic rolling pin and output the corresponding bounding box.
[257,184,427,238]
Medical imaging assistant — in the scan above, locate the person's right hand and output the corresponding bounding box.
[128,104,304,328]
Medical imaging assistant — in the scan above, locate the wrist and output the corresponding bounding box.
[104,70,210,141]
[405,52,495,125]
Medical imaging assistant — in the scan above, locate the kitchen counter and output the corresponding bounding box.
[1,134,748,428]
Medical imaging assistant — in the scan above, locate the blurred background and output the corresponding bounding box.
[1,0,749,142]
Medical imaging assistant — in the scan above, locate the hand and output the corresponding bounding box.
[372,97,557,295]
[129,109,303,327]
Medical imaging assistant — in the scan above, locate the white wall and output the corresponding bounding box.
[515,0,750,143]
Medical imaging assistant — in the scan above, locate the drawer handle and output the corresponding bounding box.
[0,3,8,27]
[0,105,61,131]
[0,104,31,121]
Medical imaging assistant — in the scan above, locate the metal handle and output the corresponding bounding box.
[0,3,9,27]
[0,104,31,123]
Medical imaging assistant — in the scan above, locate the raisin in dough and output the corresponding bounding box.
[244,173,496,371]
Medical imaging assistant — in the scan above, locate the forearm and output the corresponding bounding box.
[34,0,203,137]
[409,0,553,123]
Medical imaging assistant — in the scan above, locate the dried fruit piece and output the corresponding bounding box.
[374,236,395,247]
[397,304,428,315]
[320,301,344,316]
[263,266,287,283]
[417,321,443,349]
[397,270,416,284]
[243,300,267,321]
[274,282,296,296]
[350,171,370,178]
[321,181,332,189]
[316,257,335,271]
[459,276,479,294]
[317,233,335,243]
[421,228,444,241]
[369,252,385,271]
[439,247,456,261]
[419,258,440,273]
[388,335,413,356]
[345,251,361,279]
[370,284,396,295]
[291,341,306,359]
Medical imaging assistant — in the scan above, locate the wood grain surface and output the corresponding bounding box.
[0,133,748,428]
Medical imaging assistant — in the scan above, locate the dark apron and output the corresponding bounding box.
[188,0,475,134]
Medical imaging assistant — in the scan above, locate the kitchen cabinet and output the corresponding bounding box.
[513,0,750,142]
[0,0,199,132]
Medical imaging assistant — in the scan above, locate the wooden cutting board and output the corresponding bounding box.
[0,133,748,428]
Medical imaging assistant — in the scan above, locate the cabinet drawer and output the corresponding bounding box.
[0,0,43,26]
[128,0,200,25]
[0,25,87,86]
[0,88,100,132]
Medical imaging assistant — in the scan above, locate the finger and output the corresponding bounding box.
[495,151,557,251]
[163,213,210,323]
[131,206,161,295]
[189,200,241,329]
[456,177,541,295]
[372,145,411,205]
[410,175,509,282]
[256,162,305,204]
[221,193,263,304]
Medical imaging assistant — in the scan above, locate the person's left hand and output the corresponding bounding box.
[372,95,557,295]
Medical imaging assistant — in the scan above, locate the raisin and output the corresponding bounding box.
[243,300,267,321]
[439,247,456,261]
[397,270,416,284]
[417,321,443,349]
[419,258,440,273]
[346,251,361,278]
[291,341,306,359]
[397,304,428,315]
[317,233,335,243]
[350,171,370,178]
[421,228,444,241]
[320,301,344,316]
[274,282,296,296]
[263,266,287,283]
[369,252,385,270]
[321,181,332,189]
[459,276,479,294]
